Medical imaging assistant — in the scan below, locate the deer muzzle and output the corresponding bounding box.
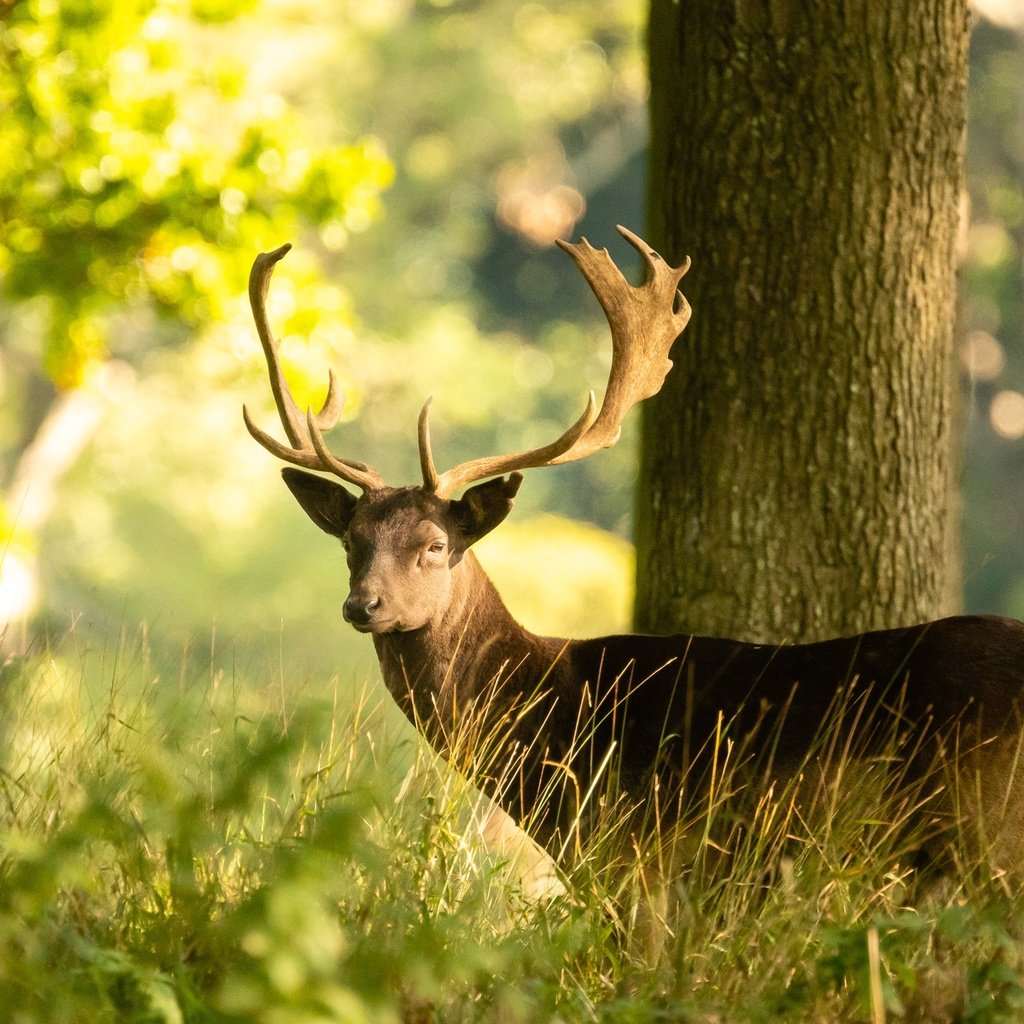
[343,592,386,632]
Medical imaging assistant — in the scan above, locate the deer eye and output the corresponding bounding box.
[427,540,446,555]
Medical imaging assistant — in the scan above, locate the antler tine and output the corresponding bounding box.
[424,228,690,498]
[244,244,385,493]
[306,410,384,492]
[418,398,441,493]
[616,224,691,290]
[315,368,345,430]
[242,404,324,471]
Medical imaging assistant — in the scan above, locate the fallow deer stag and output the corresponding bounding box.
[244,228,1024,884]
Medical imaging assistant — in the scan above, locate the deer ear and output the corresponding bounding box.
[281,468,359,538]
[449,472,523,549]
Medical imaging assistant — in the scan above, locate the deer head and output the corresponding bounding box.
[243,228,691,635]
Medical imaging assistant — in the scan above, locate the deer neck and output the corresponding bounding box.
[372,550,555,730]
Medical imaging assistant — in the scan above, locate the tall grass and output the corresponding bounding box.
[2,627,1024,1023]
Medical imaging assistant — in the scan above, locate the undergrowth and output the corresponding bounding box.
[2,628,1024,1023]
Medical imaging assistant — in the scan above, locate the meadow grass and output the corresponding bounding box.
[2,628,1024,1023]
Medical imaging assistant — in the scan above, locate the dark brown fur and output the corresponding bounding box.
[282,467,1024,868]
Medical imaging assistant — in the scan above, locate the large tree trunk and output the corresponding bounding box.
[636,1,969,643]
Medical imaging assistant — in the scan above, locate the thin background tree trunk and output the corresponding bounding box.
[636,1,970,643]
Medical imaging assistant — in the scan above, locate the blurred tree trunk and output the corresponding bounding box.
[635,1,969,643]
[0,365,130,655]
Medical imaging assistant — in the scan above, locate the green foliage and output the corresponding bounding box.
[6,632,1024,1023]
[0,0,392,387]
[813,906,1024,1023]
[0,633,579,1022]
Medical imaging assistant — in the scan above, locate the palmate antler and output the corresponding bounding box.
[244,227,691,498]
[421,226,691,497]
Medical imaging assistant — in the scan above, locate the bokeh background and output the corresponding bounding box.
[1,0,1023,685]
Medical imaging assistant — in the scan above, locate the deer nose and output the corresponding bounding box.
[343,593,382,627]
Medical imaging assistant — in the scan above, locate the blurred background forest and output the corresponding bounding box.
[1,0,1023,683]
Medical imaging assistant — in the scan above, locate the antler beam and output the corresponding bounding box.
[243,244,385,493]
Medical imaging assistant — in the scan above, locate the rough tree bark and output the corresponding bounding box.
[636,1,969,643]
